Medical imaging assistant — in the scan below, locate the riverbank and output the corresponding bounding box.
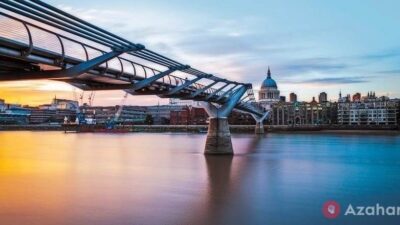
[0,124,399,134]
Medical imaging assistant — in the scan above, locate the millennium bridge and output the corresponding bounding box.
[0,0,269,154]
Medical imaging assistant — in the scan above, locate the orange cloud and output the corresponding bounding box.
[0,80,73,106]
[0,80,168,106]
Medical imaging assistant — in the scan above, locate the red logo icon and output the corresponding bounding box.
[323,201,340,219]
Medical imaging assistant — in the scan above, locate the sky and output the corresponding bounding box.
[1,0,400,106]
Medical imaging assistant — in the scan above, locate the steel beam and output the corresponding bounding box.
[129,65,189,91]
[190,81,219,98]
[215,84,239,102]
[0,49,125,81]
[205,83,230,100]
[235,103,264,117]
[67,81,134,91]
[164,76,205,96]
[218,85,248,117]
[63,50,127,77]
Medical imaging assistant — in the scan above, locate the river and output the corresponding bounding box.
[0,131,400,225]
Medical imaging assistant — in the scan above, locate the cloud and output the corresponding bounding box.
[280,57,349,74]
[361,48,400,61]
[376,69,400,75]
[0,81,73,91]
[283,76,369,85]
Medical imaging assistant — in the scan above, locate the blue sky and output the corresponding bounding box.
[4,0,399,105]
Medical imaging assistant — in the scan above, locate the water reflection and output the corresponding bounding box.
[0,131,399,225]
[203,155,234,225]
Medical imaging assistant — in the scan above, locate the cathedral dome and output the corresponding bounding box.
[261,67,277,89]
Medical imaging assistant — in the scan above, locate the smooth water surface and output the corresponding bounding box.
[1,131,400,225]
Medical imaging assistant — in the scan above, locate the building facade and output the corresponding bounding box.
[0,99,5,112]
[289,93,297,103]
[145,105,186,125]
[170,106,208,125]
[0,104,30,125]
[27,98,78,124]
[337,92,399,125]
[319,92,328,103]
[270,97,337,125]
[81,105,146,124]
[50,98,79,111]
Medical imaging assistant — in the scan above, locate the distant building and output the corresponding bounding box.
[26,98,79,124]
[121,106,147,124]
[0,100,30,124]
[352,92,361,102]
[228,110,255,125]
[270,97,337,125]
[289,93,297,103]
[169,98,197,106]
[28,107,56,124]
[279,96,286,102]
[338,91,351,103]
[145,105,186,125]
[52,98,79,111]
[319,92,328,103]
[0,105,30,125]
[259,67,280,110]
[0,99,5,112]
[170,109,190,125]
[337,92,399,125]
[81,105,146,124]
[170,106,208,125]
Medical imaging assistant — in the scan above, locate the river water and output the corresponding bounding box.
[0,131,400,225]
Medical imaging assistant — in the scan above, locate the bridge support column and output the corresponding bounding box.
[200,85,249,155]
[255,121,264,134]
[205,117,233,155]
[251,111,270,135]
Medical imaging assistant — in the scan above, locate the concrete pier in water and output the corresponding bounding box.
[204,117,233,155]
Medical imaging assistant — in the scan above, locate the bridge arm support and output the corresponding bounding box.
[164,74,209,96]
[63,50,126,77]
[251,111,270,134]
[215,84,239,102]
[200,85,248,155]
[129,65,189,91]
[0,49,127,81]
[190,81,218,98]
[205,83,230,100]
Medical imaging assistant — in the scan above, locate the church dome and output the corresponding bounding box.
[261,67,277,89]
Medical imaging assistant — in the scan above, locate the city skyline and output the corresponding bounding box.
[0,89,396,107]
[1,0,400,105]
